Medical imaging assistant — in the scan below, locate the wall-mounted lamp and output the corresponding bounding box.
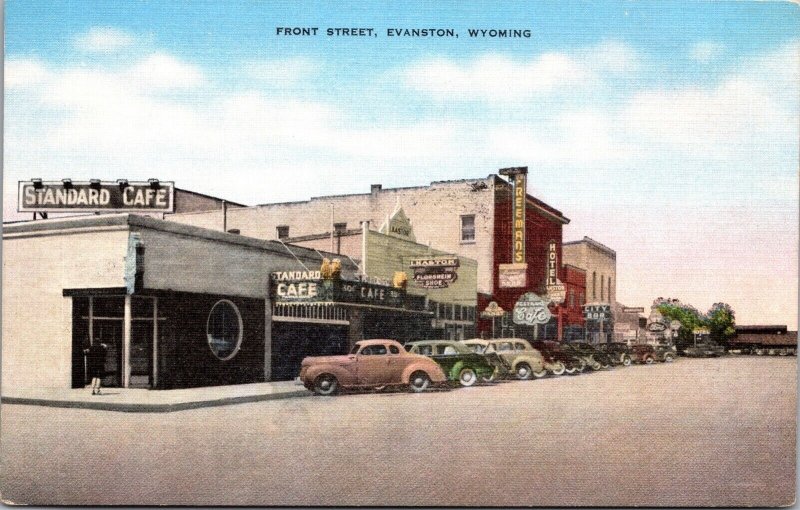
[117,179,129,188]
[89,179,102,189]
[61,178,73,188]
[31,178,43,189]
[147,178,160,188]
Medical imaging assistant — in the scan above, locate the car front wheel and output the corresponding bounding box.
[458,368,477,387]
[409,371,431,392]
[622,355,632,366]
[664,353,675,362]
[313,374,339,396]
[515,363,532,380]
[645,356,654,365]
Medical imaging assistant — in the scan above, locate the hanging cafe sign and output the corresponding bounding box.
[409,256,459,289]
[512,292,552,326]
[18,179,175,213]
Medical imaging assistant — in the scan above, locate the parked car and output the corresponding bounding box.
[597,342,633,366]
[405,340,497,386]
[562,342,613,370]
[299,339,447,395]
[652,343,678,362]
[460,339,513,380]
[531,340,586,374]
[629,344,667,364]
[462,338,553,380]
[683,342,725,358]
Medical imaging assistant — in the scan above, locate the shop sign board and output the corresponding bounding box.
[498,263,527,288]
[623,307,646,313]
[409,256,459,289]
[512,292,552,326]
[511,172,527,264]
[584,303,611,321]
[480,301,505,318]
[271,276,405,308]
[546,282,566,304]
[546,240,559,286]
[647,322,667,332]
[18,180,175,213]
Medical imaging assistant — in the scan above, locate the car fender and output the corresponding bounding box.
[449,360,467,380]
[303,364,356,387]
[401,360,447,384]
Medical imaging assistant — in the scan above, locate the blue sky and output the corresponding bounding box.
[4,0,799,327]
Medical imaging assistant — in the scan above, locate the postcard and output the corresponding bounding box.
[2,0,797,506]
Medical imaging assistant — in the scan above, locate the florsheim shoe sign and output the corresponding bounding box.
[18,179,175,213]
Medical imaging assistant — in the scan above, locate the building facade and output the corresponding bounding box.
[563,236,617,342]
[169,171,586,341]
[2,213,440,390]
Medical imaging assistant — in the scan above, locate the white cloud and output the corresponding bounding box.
[243,57,319,86]
[4,59,51,88]
[74,27,136,53]
[689,42,724,63]
[624,41,798,158]
[126,53,204,89]
[402,53,590,101]
[401,41,639,101]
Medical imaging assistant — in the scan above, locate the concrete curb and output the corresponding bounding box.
[1,389,312,413]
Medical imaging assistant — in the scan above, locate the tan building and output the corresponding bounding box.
[562,236,616,305]
[169,179,500,294]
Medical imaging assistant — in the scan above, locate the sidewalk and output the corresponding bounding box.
[1,380,312,413]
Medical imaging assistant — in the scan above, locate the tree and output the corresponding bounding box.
[655,298,708,350]
[707,302,736,347]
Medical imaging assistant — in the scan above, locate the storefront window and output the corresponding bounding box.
[206,300,243,360]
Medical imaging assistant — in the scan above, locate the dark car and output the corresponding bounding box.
[531,341,586,374]
[653,343,678,362]
[683,342,725,358]
[630,344,672,364]
[563,342,614,370]
[405,340,497,386]
[597,342,633,366]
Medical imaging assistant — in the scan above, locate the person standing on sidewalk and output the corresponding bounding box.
[84,342,108,395]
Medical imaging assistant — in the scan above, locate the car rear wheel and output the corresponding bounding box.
[549,362,566,376]
[664,353,675,363]
[313,374,339,396]
[590,360,602,371]
[458,368,477,387]
[480,370,497,383]
[645,356,654,365]
[515,363,532,380]
[755,348,765,356]
[564,366,577,375]
[409,371,431,392]
[622,355,632,366]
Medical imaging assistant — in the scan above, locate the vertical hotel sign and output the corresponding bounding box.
[498,167,528,288]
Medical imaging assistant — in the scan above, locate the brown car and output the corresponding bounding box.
[300,339,447,395]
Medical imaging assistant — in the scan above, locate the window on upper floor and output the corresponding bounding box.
[334,222,347,235]
[461,215,476,242]
[276,225,290,239]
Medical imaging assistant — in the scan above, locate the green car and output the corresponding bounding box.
[405,340,497,387]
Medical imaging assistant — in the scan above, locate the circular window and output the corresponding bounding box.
[206,300,243,361]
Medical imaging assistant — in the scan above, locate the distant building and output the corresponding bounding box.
[563,236,617,342]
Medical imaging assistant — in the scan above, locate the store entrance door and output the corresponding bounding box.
[129,321,153,388]
[93,319,123,388]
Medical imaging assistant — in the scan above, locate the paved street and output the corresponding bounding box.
[1,356,795,506]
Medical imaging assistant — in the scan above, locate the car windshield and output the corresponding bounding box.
[465,343,485,354]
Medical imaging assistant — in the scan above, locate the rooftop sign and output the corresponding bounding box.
[18,180,175,213]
